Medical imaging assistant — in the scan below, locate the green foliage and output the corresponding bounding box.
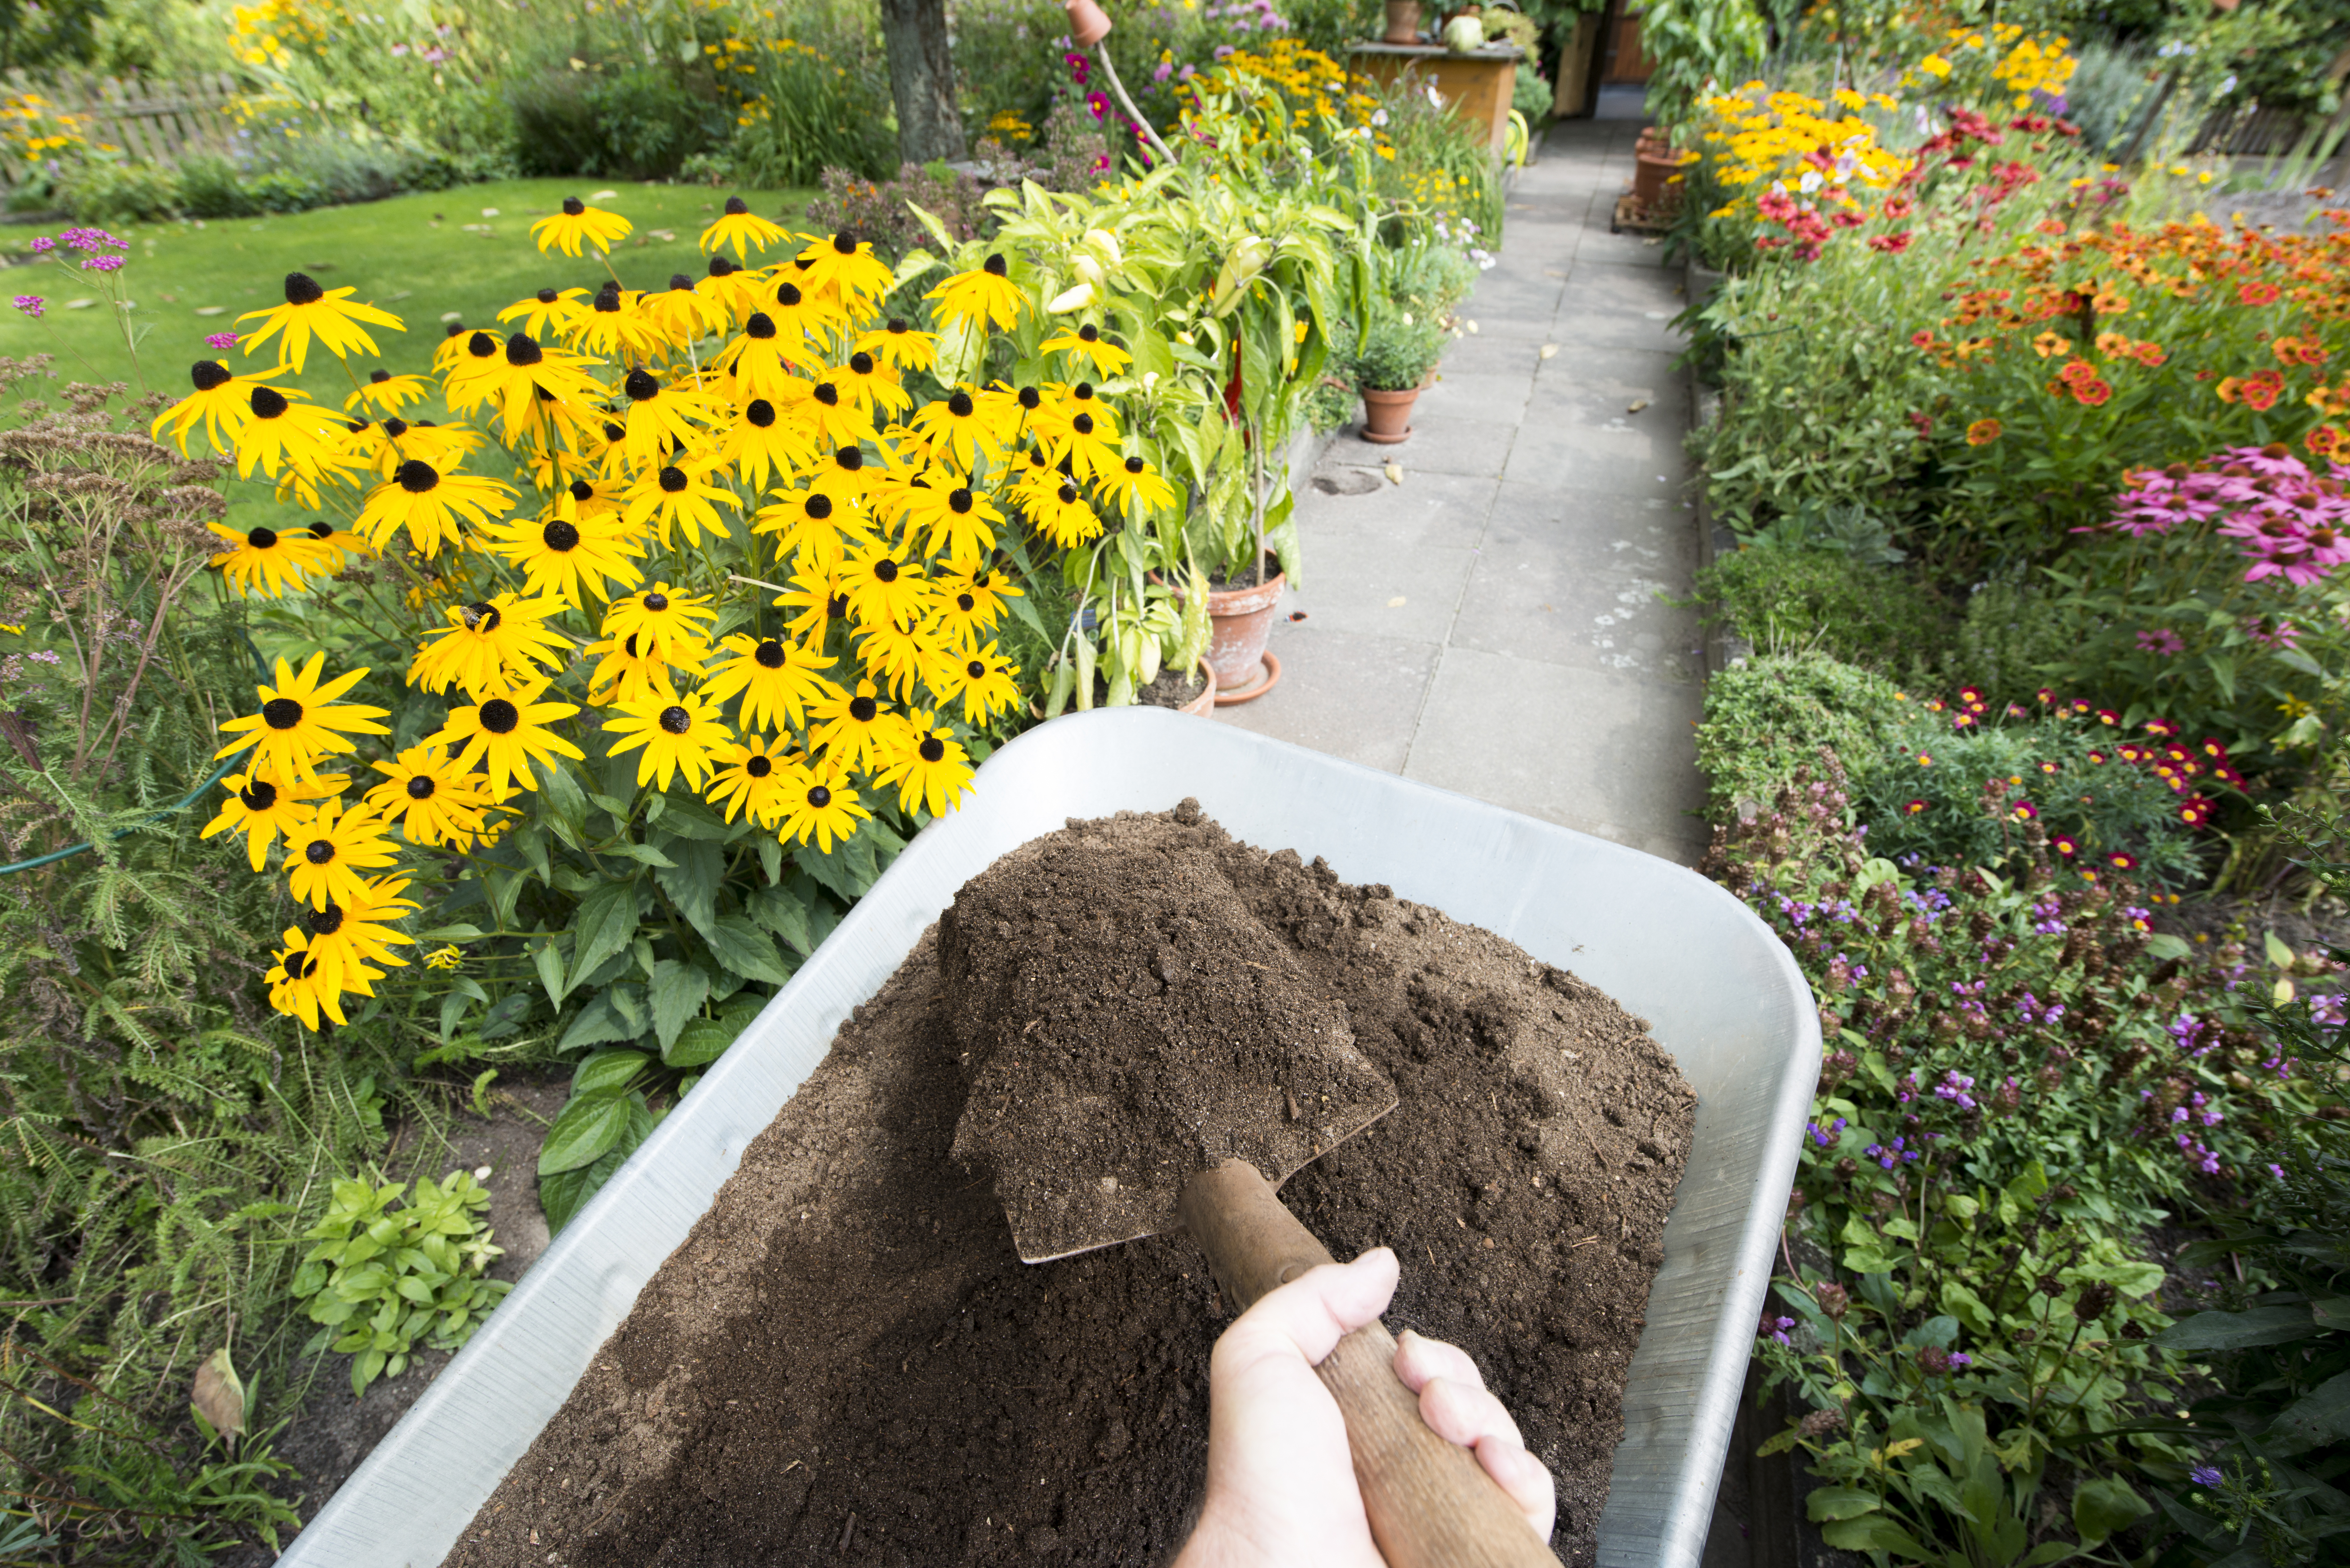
[291,1170,509,1397]
[1690,545,1949,675]
[725,34,897,186]
[1693,652,1903,814]
[511,66,731,182]
[1950,573,2079,703]
[52,148,180,225]
[1353,305,1447,391]
[1637,0,1768,124]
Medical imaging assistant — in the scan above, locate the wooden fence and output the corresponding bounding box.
[0,71,244,186]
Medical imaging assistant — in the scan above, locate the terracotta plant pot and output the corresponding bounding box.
[1065,0,1111,47]
[1176,662,1218,716]
[1632,133,1681,211]
[1359,385,1419,445]
[1206,568,1285,697]
[1382,0,1421,44]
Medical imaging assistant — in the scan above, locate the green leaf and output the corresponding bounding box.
[537,1092,632,1176]
[557,987,641,1052]
[654,835,724,937]
[1806,1486,1883,1522]
[532,937,566,1009]
[1755,1426,1803,1457]
[648,959,710,1055]
[1819,1515,1931,1556]
[665,1013,747,1069]
[607,841,677,869]
[568,879,641,993]
[571,1048,649,1098]
[753,884,815,955]
[2156,1305,2316,1351]
[2072,1477,2150,1544]
[2270,1370,2350,1449]
[704,914,795,986]
[2143,933,2192,961]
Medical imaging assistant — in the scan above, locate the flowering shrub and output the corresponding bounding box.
[1706,757,2346,1558]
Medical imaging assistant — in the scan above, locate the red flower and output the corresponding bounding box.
[2310,425,2341,458]
[1958,686,1984,705]
[2096,708,2120,726]
[2199,737,2228,760]
[2086,749,2108,764]
[2239,282,2282,305]
[2144,718,2179,738]
[2075,378,2114,406]
[2117,743,2146,762]
[2107,850,2137,871]
[1904,799,1928,815]
[2035,688,2055,704]
[2178,797,2214,826]
[2038,760,2060,774]
[2012,800,2039,822]
[1910,328,1935,349]
[2051,833,2079,856]
[2242,380,2280,412]
[1967,418,2003,445]
[1952,712,1978,730]
[1867,231,1914,253]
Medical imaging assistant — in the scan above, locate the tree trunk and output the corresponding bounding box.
[878,0,966,166]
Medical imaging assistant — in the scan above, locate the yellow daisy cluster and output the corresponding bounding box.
[1904,24,2077,112]
[1694,83,1909,220]
[1187,40,1373,138]
[229,0,332,69]
[163,194,1179,1031]
[0,91,83,158]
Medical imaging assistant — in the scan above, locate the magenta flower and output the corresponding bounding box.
[80,254,124,273]
[12,294,42,318]
[1085,89,1110,120]
[27,235,53,253]
[206,330,240,351]
[2136,628,2183,654]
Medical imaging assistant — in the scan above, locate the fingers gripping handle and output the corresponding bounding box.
[1178,1160,1558,1568]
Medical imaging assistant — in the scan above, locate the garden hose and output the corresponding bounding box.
[1506,110,1530,169]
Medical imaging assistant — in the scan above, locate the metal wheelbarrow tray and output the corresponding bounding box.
[279,708,1818,1568]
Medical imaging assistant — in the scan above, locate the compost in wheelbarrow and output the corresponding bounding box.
[441,804,1696,1567]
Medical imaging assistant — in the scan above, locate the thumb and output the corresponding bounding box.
[1215,1248,1400,1373]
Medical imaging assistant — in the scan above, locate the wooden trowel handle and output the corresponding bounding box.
[1178,1159,1558,1568]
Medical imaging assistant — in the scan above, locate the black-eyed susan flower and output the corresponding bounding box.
[770,564,846,643]
[267,936,368,1030]
[1039,321,1132,378]
[289,873,417,999]
[856,614,951,702]
[483,502,647,608]
[699,253,762,321]
[343,366,430,416]
[572,279,668,361]
[622,457,741,548]
[908,386,999,470]
[617,366,721,471]
[722,396,819,492]
[237,271,404,373]
[815,442,880,504]
[531,195,633,258]
[831,350,912,422]
[230,385,349,496]
[365,744,495,848]
[408,593,573,699]
[206,518,333,597]
[699,196,791,260]
[754,486,871,576]
[794,377,879,449]
[353,458,517,560]
[761,278,844,359]
[705,733,798,825]
[284,797,399,911]
[934,641,1022,724]
[152,358,289,456]
[425,674,586,798]
[796,231,893,301]
[772,757,870,851]
[699,632,839,732]
[346,415,486,481]
[453,332,606,441]
[643,271,732,343]
[215,652,389,783]
[602,582,718,663]
[906,482,1003,568]
[840,539,931,627]
[1031,478,1104,548]
[932,562,1020,642]
[199,768,345,871]
[807,677,908,772]
[924,253,1024,333]
[1051,402,1123,483]
[584,628,692,705]
[1096,453,1179,522]
[714,312,806,403]
[497,285,590,341]
[603,687,733,792]
[874,708,975,817]
[854,316,936,375]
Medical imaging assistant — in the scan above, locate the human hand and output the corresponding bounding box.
[1172,1247,1556,1568]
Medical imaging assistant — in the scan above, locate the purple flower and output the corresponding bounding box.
[57,226,125,254]
[206,330,240,351]
[2190,1465,2223,1488]
[27,236,53,253]
[80,254,123,273]
[12,294,42,318]
[1949,1352,1972,1368]
[2137,628,2184,655]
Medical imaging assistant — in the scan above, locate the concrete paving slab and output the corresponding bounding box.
[1210,622,1437,774]
[1285,466,1499,553]
[1321,410,1518,478]
[1419,369,1536,422]
[1283,538,1478,644]
[1403,646,1709,863]
[1452,485,1702,683]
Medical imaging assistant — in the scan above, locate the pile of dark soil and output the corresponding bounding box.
[446,804,1694,1568]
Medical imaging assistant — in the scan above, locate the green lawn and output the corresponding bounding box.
[0,177,815,407]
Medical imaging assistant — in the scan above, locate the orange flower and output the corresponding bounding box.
[2308,425,2340,457]
[2032,331,2071,358]
[1967,418,2002,445]
[2216,376,2243,405]
[2239,282,2282,305]
[2075,378,2113,407]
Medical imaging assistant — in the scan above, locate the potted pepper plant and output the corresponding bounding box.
[1353,306,1448,445]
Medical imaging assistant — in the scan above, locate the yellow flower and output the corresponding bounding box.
[772,756,870,851]
[873,708,975,818]
[365,744,496,848]
[698,196,790,260]
[285,872,417,998]
[151,358,291,456]
[207,517,334,598]
[621,456,743,549]
[1039,321,1133,378]
[235,271,404,373]
[705,732,798,825]
[215,652,389,783]
[602,583,718,664]
[603,687,735,793]
[353,458,518,561]
[342,368,430,416]
[924,252,1026,333]
[267,934,371,1029]
[199,768,346,871]
[424,674,587,798]
[483,498,649,609]
[698,632,840,732]
[283,797,400,911]
[408,593,574,700]
[530,196,633,257]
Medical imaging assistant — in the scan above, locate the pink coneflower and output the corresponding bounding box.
[2136,628,2183,654]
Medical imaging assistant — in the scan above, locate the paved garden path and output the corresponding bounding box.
[1217,108,1709,866]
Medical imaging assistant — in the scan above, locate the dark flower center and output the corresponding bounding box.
[835,447,864,472]
[239,779,279,810]
[887,317,907,333]
[848,696,877,722]
[1057,482,1078,504]
[461,600,503,632]
[397,459,439,494]
[1124,455,1145,474]
[747,398,776,427]
[287,952,320,981]
[563,196,587,216]
[468,330,498,357]
[1072,412,1095,435]
[814,382,840,406]
[948,391,973,417]
[725,196,750,215]
[384,417,409,437]
[643,592,670,611]
[347,419,369,434]
[593,281,622,313]
[479,698,520,734]
[747,754,774,777]
[1073,382,1094,400]
[250,386,289,419]
[1017,386,1040,409]
[983,253,1007,276]
[850,351,874,374]
[668,273,693,292]
[191,359,231,391]
[1079,324,1099,342]
[445,322,466,337]
[658,705,692,735]
[966,660,985,679]
[828,594,849,619]
[625,369,659,401]
[536,287,559,304]
[284,272,324,305]
[754,639,787,669]
[406,774,436,799]
[569,478,594,502]
[309,521,336,539]
[873,559,899,583]
[602,420,624,442]
[919,736,946,763]
[370,367,391,383]
[832,233,856,254]
[262,697,304,730]
[659,466,688,494]
[307,904,345,936]
[709,256,736,277]
[745,312,777,339]
[974,571,990,586]
[805,493,833,519]
[624,634,642,658]
[949,488,973,514]
[305,839,335,864]
[506,333,544,366]
[542,519,581,551]
[957,592,975,611]
[247,525,279,549]
[775,281,803,307]
[808,784,833,807]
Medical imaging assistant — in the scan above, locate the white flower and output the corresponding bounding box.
[1798,169,1823,194]
[1424,84,1443,107]
[1048,282,1095,312]
[1370,108,1388,127]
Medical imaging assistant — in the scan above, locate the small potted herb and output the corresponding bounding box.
[1353,308,1448,444]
